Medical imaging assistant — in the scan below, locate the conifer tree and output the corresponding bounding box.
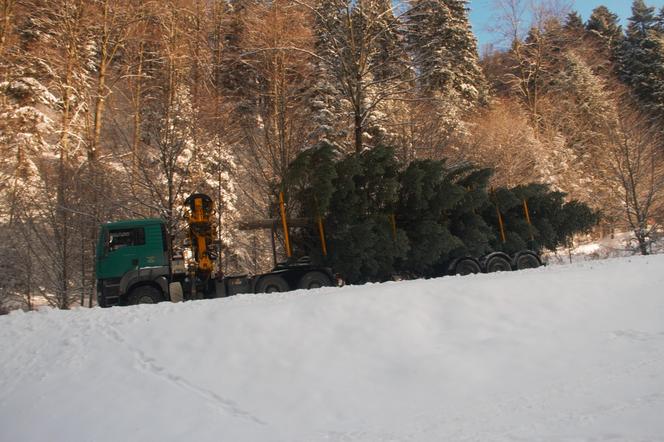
[618,0,664,121]
[405,0,486,109]
[363,0,413,146]
[218,0,257,110]
[586,5,623,46]
[284,144,408,282]
[582,5,623,75]
[485,186,529,254]
[564,11,585,38]
[309,0,412,153]
[326,146,409,283]
[307,1,349,149]
[445,166,494,258]
[484,184,598,254]
[395,160,464,275]
[369,0,409,83]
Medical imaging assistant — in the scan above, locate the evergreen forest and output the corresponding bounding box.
[1,0,663,309]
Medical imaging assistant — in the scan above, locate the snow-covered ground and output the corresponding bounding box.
[1,256,664,442]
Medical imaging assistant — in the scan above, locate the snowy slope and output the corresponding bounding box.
[2,256,664,442]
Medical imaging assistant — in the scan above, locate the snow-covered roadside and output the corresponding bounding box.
[1,255,664,442]
[545,231,664,265]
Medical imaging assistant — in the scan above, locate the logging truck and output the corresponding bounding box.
[95,192,541,307]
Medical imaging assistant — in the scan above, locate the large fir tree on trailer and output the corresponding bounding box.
[395,160,464,276]
[282,147,598,283]
[484,184,599,255]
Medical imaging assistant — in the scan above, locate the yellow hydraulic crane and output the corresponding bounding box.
[183,193,216,277]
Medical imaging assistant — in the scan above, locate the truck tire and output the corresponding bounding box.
[256,275,289,293]
[515,253,541,270]
[297,271,332,290]
[485,255,512,273]
[454,258,481,276]
[128,285,164,305]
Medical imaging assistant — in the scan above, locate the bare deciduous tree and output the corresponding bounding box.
[460,99,544,187]
[238,0,314,194]
[604,102,664,255]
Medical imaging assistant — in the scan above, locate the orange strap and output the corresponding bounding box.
[279,192,292,257]
[317,216,327,256]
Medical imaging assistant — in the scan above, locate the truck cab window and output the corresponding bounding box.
[109,228,145,251]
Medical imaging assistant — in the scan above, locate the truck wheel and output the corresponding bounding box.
[486,256,512,273]
[515,253,541,270]
[298,271,332,290]
[128,285,164,305]
[455,259,481,276]
[256,275,289,293]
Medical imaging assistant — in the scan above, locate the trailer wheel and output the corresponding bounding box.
[256,275,289,293]
[515,253,541,270]
[298,271,332,290]
[454,259,481,276]
[128,285,164,305]
[486,255,512,273]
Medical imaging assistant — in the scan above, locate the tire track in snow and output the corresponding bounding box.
[102,324,266,426]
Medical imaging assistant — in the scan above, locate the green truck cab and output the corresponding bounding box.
[95,218,336,307]
[96,219,172,307]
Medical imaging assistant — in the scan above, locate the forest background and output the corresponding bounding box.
[1,0,663,310]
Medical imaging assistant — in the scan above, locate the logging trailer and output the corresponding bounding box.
[95,192,542,307]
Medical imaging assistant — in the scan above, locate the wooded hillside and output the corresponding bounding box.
[1,0,663,309]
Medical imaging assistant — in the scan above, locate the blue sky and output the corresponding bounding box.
[469,0,664,50]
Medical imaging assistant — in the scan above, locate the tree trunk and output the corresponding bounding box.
[132,43,144,187]
[636,230,649,255]
[0,0,15,57]
[354,108,363,153]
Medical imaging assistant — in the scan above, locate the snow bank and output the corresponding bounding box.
[2,256,664,442]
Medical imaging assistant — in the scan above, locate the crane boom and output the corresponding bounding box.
[183,193,216,276]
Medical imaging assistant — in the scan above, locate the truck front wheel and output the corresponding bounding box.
[128,285,164,305]
[256,275,289,293]
[298,271,332,290]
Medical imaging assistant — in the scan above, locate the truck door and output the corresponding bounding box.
[97,226,147,280]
